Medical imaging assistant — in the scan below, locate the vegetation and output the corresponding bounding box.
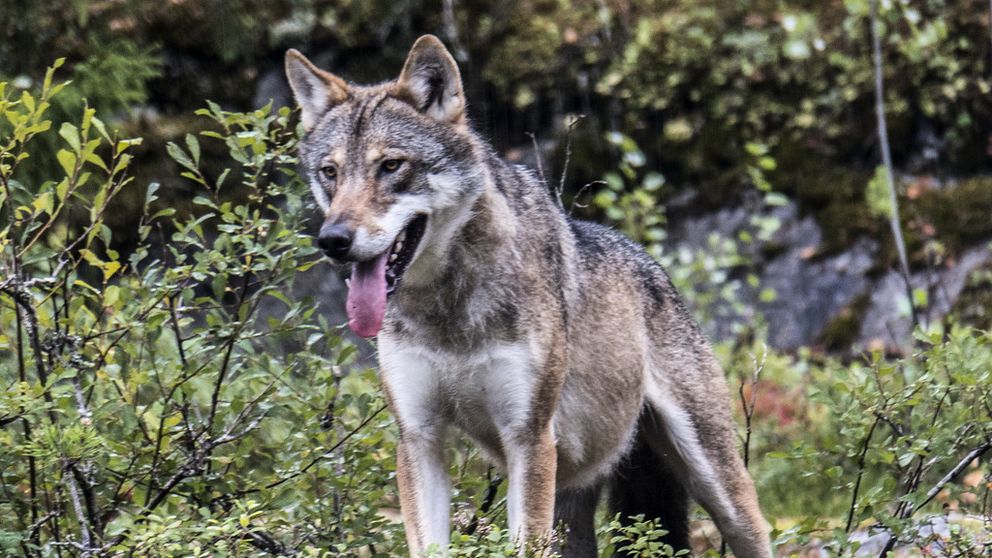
[1,1,990,557]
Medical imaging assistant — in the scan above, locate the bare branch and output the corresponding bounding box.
[465,467,503,536]
[569,180,607,214]
[442,0,469,63]
[869,0,918,331]
[914,441,992,515]
[265,404,388,490]
[846,417,880,533]
[557,114,585,210]
[63,467,93,551]
[877,440,992,557]
[526,132,548,189]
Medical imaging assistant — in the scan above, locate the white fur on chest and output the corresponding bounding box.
[378,336,539,456]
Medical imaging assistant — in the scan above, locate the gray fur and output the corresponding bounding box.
[288,35,772,557]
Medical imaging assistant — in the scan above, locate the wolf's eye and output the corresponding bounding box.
[320,165,337,181]
[381,159,403,173]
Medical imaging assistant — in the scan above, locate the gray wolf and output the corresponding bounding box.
[285,35,772,557]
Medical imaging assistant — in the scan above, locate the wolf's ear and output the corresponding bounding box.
[285,49,350,131]
[394,35,465,124]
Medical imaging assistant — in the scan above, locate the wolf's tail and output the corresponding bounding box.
[608,409,690,553]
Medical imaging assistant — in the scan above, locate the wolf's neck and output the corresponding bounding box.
[404,179,514,287]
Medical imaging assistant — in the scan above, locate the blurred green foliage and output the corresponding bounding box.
[2,1,992,556]
[3,0,989,278]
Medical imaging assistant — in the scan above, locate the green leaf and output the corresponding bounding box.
[56,149,77,176]
[866,165,893,219]
[115,137,142,156]
[84,151,109,172]
[185,133,200,165]
[145,182,160,206]
[59,122,80,152]
[20,90,35,113]
[90,115,111,142]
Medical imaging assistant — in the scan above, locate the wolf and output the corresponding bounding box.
[285,35,772,557]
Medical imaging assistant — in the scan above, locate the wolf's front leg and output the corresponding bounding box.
[397,435,451,556]
[505,426,558,549]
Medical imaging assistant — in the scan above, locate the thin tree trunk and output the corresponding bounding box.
[870,0,919,331]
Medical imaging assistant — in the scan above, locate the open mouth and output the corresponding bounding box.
[384,214,427,296]
[344,214,427,338]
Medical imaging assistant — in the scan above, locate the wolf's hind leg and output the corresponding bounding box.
[608,428,690,553]
[641,369,772,558]
[553,483,601,558]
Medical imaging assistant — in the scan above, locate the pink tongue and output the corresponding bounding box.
[346,252,389,338]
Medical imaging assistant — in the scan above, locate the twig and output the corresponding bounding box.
[442,0,469,63]
[557,114,585,210]
[15,309,41,555]
[27,510,59,541]
[244,528,293,556]
[63,467,93,551]
[569,180,606,214]
[724,349,764,557]
[526,132,548,189]
[265,404,388,490]
[738,346,766,470]
[168,294,188,368]
[869,0,918,331]
[846,417,880,533]
[913,441,992,515]
[876,441,992,557]
[466,467,503,535]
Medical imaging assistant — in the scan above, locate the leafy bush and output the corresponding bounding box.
[2,61,989,558]
[0,63,399,557]
[774,326,992,555]
[606,515,688,557]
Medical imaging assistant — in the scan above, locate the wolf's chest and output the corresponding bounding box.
[378,337,539,461]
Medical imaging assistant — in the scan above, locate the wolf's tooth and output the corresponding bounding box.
[395,241,403,253]
[389,253,398,263]
[344,278,351,288]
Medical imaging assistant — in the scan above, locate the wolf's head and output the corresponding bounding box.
[286,35,483,338]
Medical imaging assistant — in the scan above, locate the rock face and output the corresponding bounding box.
[858,246,992,349]
[760,235,876,350]
[667,200,991,352]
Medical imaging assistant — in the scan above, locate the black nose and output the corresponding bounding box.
[317,222,353,260]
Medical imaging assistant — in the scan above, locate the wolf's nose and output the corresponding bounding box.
[317,223,353,260]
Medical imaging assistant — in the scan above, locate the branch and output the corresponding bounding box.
[846,417,879,533]
[63,467,93,551]
[876,440,992,557]
[265,404,388,491]
[465,467,503,536]
[913,441,992,515]
[557,114,585,210]
[526,132,548,189]
[441,0,469,63]
[869,0,919,331]
[243,528,292,556]
[738,347,765,470]
[569,180,606,215]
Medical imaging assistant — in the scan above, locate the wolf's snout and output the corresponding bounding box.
[317,222,354,260]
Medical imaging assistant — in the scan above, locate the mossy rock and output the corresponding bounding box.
[817,292,872,353]
[950,261,992,331]
[771,144,880,257]
[909,177,992,256]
